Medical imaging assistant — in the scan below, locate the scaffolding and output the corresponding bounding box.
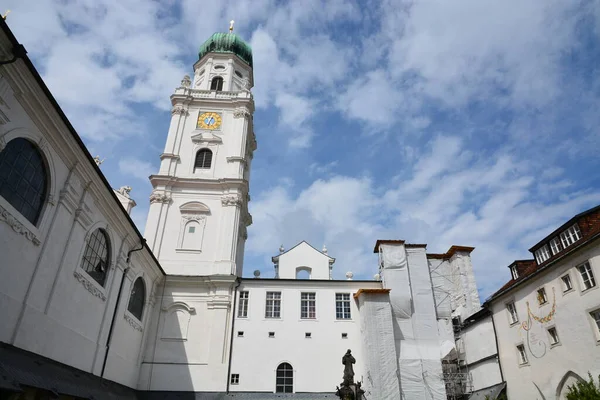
[429,258,474,400]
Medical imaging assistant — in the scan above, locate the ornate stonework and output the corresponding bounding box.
[171,106,189,116]
[221,194,243,207]
[150,191,171,204]
[0,203,40,245]
[182,215,206,222]
[73,270,106,301]
[124,313,143,332]
[233,107,251,119]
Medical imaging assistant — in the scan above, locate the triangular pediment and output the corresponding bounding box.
[190,130,223,144]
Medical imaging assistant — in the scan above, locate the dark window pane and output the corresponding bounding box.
[127,278,146,320]
[80,229,110,287]
[0,138,48,225]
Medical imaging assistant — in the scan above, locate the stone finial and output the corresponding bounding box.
[373,273,381,281]
[279,244,285,254]
[181,75,191,88]
[345,272,353,280]
[93,156,105,166]
[322,244,328,254]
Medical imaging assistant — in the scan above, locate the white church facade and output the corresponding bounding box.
[0,19,488,400]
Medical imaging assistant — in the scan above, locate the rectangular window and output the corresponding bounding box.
[534,245,551,264]
[341,333,348,339]
[268,331,275,338]
[590,310,600,335]
[510,266,519,280]
[237,331,244,337]
[336,293,352,319]
[561,274,573,292]
[537,288,548,305]
[301,292,316,319]
[548,327,559,345]
[230,374,239,385]
[517,344,528,365]
[265,292,281,318]
[238,291,249,318]
[560,224,582,248]
[507,302,519,324]
[305,332,311,338]
[578,262,596,291]
[188,226,195,233]
[549,237,562,255]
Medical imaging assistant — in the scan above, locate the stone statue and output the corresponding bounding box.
[117,186,132,198]
[342,349,355,386]
[181,74,191,88]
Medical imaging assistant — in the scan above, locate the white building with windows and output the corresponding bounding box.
[484,205,600,400]
[0,19,490,400]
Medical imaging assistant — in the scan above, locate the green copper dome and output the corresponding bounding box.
[198,32,253,67]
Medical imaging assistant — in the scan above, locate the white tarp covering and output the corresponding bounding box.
[381,244,447,400]
[357,293,402,399]
[381,244,412,318]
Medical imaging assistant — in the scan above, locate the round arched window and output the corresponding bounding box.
[127,277,146,320]
[80,228,110,287]
[0,138,48,225]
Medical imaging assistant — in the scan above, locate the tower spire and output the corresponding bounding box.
[229,20,235,33]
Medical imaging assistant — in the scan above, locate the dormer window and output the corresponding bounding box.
[549,237,562,255]
[534,245,551,264]
[510,266,519,280]
[210,76,224,91]
[560,224,582,248]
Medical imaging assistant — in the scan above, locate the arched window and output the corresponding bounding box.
[81,228,110,287]
[210,76,223,91]
[127,277,146,320]
[0,138,48,225]
[276,363,293,393]
[195,149,212,170]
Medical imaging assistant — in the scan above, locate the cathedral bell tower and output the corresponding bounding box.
[144,28,256,276]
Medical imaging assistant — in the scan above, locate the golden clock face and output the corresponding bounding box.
[197,112,222,130]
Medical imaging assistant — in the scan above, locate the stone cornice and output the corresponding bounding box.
[0,202,40,245]
[149,175,248,190]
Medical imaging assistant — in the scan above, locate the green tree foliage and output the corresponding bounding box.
[566,373,600,400]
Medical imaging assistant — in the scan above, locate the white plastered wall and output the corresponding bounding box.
[275,241,334,280]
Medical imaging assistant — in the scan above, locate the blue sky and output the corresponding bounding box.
[5,0,600,297]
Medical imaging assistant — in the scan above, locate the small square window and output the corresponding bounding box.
[305,332,311,338]
[561,275,573,292]
[268,331,275,338]
[516,344,528,365]
[341,333,348,339]
[237,331,244,337]
[537,288,548,305]
[547,327,559,345]
[188,226,195,233]
[230,374,239,385]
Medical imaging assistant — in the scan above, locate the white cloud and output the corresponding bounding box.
[248,135,600,295]
[118,157,154,181]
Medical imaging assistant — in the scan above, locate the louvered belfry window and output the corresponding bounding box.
[210,77,224,91]
[195,149,213,169]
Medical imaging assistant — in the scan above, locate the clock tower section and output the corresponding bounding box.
[144,32,256,277]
